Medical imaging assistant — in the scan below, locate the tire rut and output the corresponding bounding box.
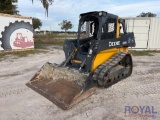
[0,87,30,98]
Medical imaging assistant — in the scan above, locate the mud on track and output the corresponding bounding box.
[0,46,160,120]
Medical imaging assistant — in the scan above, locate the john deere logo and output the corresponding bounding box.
[109,41,120,47]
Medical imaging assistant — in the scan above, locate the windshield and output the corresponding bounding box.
[78,16,99,39]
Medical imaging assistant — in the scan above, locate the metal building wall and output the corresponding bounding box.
[148,17,160,50]
[125,17,150,49]
[125,17,160,50]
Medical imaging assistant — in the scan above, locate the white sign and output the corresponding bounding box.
[0,14,33,50]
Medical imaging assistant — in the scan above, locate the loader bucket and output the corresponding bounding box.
[26,62,96,110]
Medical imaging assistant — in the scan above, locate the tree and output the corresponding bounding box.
[59,20,73,32]
[32,17,42,31]
[0,0,53,16]
[137,12,157,17]
[0,0,19,15]
[32,0,53,16]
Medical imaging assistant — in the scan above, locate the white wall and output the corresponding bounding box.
[125,17,160,50]
[148,17,160,50]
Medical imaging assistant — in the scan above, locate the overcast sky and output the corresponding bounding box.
[18,0,160,31]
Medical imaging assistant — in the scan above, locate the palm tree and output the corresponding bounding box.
[32,0,54,16]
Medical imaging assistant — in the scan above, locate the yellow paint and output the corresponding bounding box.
[91,47,128,72]
[72,60,82,64]
[91,17,129,72]
[116,16,120,38]
[72,48,78,58]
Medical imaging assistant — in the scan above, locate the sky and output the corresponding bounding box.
[18,0,160,31]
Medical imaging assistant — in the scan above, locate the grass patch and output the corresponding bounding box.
[12,50,46,57]
[34,33,75,45]
[0,49,46,58]
[34,39,64,45]
[129,50,160,56]
[147,50,160,53]
[0,52,6,58]
[33,34,78,49]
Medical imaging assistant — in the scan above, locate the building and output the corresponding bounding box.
[125,17,160,50]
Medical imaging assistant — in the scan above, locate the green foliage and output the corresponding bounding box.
[0,0,54,16]
[32,17,42,30]
[0,0,19,15]
[137,12,157,17]
[59,20,73,32]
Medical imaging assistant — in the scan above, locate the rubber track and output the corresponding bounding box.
[92,52,131,87]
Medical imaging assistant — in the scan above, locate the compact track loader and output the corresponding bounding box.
[27,11,135,110]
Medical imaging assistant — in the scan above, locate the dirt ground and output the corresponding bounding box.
[0,46,160,120]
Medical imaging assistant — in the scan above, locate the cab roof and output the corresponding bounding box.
[80,11,118,18]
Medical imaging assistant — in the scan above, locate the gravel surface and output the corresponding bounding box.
[0,47,160,120]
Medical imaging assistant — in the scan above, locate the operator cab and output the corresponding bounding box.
[78,14,99,39]
[63,11,135,72]
[77,12,100,54]
[77,11,120,54]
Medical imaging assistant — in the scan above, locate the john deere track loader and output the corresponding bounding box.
[27,11,135,110]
